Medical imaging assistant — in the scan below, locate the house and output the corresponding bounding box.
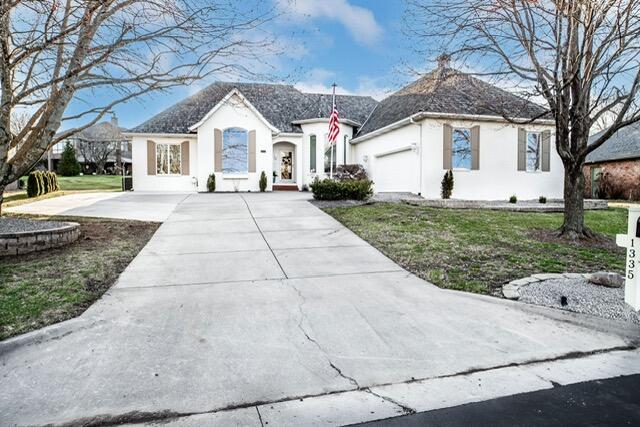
[126,57,561,199]
[47,115,132,175]
[584,122,640,200]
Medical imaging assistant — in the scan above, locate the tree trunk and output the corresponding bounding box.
[0,184,5,217]
[560,163,592,239]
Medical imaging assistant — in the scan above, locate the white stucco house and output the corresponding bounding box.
[126,57,561,199]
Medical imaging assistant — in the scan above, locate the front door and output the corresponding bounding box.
[280,150,293,181]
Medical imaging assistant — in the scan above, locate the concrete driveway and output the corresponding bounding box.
[6,191,188,221]
[1,192,638,426]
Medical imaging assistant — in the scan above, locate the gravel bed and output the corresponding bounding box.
[0,217,70,234]
[519,277,639,324]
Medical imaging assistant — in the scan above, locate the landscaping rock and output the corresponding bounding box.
[531,273,564,280]
[502,285,520,300]
[588,271,625,288]
[563,273,584,279]
[509,277,539,286]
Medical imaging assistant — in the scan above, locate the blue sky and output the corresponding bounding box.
[100,0,419,131]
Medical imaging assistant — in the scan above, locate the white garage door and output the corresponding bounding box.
[373,149,418,193]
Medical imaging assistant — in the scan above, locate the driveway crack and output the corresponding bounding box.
[365,388,416,415]
[289,281,360,389]
[255,406,265,427]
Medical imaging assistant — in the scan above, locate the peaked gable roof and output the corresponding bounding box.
[128,82,378,135]
[586,122,640,163]
[356,67,549,137]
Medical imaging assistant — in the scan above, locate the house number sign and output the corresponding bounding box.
[616,206,640,311]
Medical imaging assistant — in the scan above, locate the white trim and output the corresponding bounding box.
[351,112,554,144]
[123,132,196,139]
[274,132,303,138]
[374,145,414,158]
[187,88,280,133]
[291,118,361,127]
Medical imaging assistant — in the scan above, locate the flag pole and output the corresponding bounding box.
[330,82,336,179]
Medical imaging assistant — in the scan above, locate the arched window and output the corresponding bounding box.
[309,134,317,173]
[222,128,248,173]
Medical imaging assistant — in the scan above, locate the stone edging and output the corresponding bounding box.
[403,199,608,212]
[0,222,80,256]
[502,272,590,300]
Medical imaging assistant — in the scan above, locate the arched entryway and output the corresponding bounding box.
[273,142,297,188]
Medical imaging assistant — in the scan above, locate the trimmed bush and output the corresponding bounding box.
[509,195,517,204]
[27,172,39,197]
[334,164,368,181]
[207,173,216,192]
[538,196,547,204]
[57,142,81,176]
[441,170,454,199]
[310,177,373,201]
[259,171,267,192]
[26,171,59,198]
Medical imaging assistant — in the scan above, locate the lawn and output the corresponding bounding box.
[0,216,158,340]
[3,175,123,208]
[325,203,627,295]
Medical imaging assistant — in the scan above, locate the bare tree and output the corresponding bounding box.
[0,0,277,212]
[405,0,640,239]
[76,139,115,174]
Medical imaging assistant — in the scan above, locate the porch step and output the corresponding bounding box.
[273,184,299,191]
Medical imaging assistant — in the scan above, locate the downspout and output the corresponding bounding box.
[410,116,423,196]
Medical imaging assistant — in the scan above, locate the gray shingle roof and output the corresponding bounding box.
[586,122,640,163]
[356,68,549,137]
[128,82,378,134]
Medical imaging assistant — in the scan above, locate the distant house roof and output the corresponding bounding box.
[586,122,640,163]
[74,119,127,142]
[356,67,549,138]
[128,82,378,135]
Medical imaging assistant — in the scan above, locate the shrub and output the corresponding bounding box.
[207,173,216,192]
[538,196,547,204]
[310,177,373,201]
[27,172,39,197]
[441,170,454,199]
[597,170,627,200]
[334,164,368,181]
[509,195,517,204]
[57,142,81,176]
[259,171,267,192]
[42,171,50,194]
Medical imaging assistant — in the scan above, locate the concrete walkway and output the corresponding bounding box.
[0,192,638,426]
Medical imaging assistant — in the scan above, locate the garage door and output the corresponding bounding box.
[373,149,418,193]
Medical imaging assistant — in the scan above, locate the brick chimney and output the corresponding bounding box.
[437,53,451,69]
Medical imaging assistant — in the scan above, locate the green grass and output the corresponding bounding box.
[57,175,123,191]
[325,203,627,295]
[0,216,158,340]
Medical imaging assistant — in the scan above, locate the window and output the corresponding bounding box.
[309,134,317,173]
[222,127,248,173]
[526,132,541,172]
[452,128,471,169]
[156,144,181,175]
[324,134,336,174]
[343,134,349,165]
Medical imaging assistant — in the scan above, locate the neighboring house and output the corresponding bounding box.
[126,57,560,198]
[584,122,640,200]
[47,115,132,174]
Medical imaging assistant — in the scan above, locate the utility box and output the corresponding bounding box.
[616,207,640,311]
[122,176,133,191]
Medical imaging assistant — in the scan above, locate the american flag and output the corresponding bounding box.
[328,103,340,145]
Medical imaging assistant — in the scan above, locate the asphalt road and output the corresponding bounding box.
[355,374,640,427]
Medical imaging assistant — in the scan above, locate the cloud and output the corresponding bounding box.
[294,69,391,100]
[278,0,383,46]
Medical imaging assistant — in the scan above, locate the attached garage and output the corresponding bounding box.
[371,147,418,193]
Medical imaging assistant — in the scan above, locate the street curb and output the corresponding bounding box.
[0,317,89,355]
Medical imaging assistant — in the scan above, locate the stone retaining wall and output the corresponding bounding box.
[0,223,80,256]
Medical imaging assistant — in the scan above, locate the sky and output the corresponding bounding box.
[98,0,421,131]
